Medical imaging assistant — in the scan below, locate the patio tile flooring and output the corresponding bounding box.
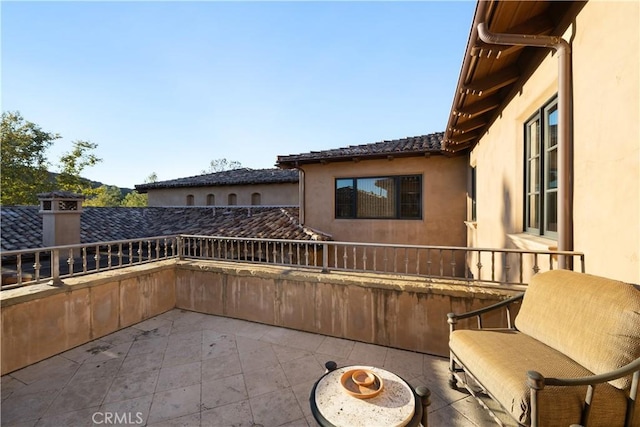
[1,309,499,427]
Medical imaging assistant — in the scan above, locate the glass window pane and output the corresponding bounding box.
[546,147,557,190]
[546,105,558,149]
[528,120,539,157]
[545,104,558,191]
[528,194,539,229]
[356,177,395,218]
[399,175,421,218]
[546,190,558,232]
[336,179,354,218]
[470,167,477,222]
[529,157,540,193]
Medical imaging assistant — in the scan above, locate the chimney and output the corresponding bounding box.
[38,191,85,247]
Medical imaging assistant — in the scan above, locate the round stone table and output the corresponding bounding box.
[309,365,425,427]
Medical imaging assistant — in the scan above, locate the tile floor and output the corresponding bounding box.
[1,309,500,427]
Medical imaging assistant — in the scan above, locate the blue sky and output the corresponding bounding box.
[2,1,476,189]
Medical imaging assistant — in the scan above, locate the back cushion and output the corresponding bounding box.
[515,270,640,389]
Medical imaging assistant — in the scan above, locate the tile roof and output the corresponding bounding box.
[0,206,331,251]
[276,133,445,167]
[135,168,299,193]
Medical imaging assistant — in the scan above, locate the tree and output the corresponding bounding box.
[145,172,158,183]
[202,158,242,174]
[1,111,59,205]
[119,172,156,207]
[120,191,147,207]
[56,140,102,194]
[84,185,122,207]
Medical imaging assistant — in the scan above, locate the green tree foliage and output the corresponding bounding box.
[1,111,59,205]
[120,191,147,207]
[84,185,122,207]
[119,172,156,207]
[56,140,102,194]
[202,158,242,174]
[146,172,158,183]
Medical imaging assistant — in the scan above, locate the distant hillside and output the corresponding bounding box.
[47,172,134,196]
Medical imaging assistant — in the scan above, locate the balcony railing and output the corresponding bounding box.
[1,235,585,291]
[1,236,180,290]
[180,235,585,287]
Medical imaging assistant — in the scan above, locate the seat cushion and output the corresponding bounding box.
[450,329,629,426]
[514,270,640,389]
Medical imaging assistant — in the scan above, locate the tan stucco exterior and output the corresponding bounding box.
[146,182,299,207]
[1,260,518,375]
[1,261,176,375]
[468,1,639,284]
[298,155,468,247]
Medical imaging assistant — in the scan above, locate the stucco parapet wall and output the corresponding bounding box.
[0,259,178,308]
[176,260,524,300]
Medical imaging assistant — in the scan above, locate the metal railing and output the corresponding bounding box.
[1,234,585,290]
[1,236,180,290]
[179,235,585,287]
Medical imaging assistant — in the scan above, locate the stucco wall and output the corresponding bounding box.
[1,259,519,375]
[146,182,299,207]
[469,1,639,284]
[300,156,468,247]
[175,260,519,357]
[571,1,639,284]
[1,261,176,375]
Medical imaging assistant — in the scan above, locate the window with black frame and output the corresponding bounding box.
[524,97,558,237]
[335,175,422,219]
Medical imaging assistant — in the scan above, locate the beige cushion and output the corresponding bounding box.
[450,329,629,426]
[515,270,640,389]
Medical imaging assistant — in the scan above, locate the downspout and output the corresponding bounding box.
[477,23,573,269]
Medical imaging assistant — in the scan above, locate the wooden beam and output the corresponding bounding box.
[453,95,502,118]
[450,117,486,134]
[446,131,480,145]
[445,140,474,153]
[461,67,520,96]
[471,42,523,59]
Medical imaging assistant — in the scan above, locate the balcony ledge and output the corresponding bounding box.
[507,233,557,252]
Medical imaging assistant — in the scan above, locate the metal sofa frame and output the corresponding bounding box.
[447,294,640,427]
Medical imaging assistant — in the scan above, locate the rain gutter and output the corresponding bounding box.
[477,22,573,269]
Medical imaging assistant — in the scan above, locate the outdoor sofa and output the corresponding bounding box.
[447,270,640,427]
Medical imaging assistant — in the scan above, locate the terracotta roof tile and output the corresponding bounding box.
[135,168,299,192]
[0,206,330,251]
[276,133,444,167]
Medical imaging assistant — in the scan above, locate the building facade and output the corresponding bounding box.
[277,133,468,248]
[135,168,299,207]
[443,1,639,284]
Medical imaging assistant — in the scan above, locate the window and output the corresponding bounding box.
[335,175,422,219]
[186,195,194,206]
[228,193,237,205]
[251,192,261,205]
[470,166,477,222]
[206,194,215,206]
[525,97,558,237]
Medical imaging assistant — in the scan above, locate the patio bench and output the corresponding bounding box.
[447,270,640,427]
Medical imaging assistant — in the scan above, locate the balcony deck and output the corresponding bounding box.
[1,309,499,427]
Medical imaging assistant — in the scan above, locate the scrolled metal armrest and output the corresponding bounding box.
[447,293,524,324]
